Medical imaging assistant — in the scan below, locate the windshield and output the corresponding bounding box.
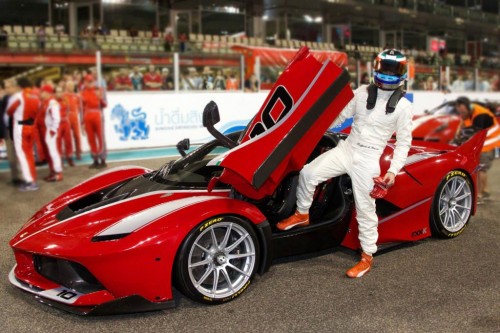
[427,102,458,116]
[151,133,240,186]
[436,104,458,116]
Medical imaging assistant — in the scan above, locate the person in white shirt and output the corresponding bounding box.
[451,75,465,92]
[40,85,63,182]
[277,49,413,278]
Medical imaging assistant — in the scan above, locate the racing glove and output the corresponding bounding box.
[370,176,389,199]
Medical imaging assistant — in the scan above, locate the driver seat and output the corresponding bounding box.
[261,174,299,224]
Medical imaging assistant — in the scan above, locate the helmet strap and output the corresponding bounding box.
[366,83,406,114]
[366,83,378,110]
[386,87,406,114]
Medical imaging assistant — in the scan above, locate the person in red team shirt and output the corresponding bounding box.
[64,80,83,160]
[81,74,107,168]
[115,68,133,91]
[39,84,63,182]
[143,65,162,90]
[55,86,74,166]
[6,78,40,191]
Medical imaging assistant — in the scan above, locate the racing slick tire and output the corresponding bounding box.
[174,215,260,304]
[430,170,473,238]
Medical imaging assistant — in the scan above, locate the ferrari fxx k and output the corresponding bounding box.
[9,48,486,315]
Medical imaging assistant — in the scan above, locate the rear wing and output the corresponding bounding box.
[454,129,487,170]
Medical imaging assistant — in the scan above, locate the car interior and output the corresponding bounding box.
[230,133,354,232]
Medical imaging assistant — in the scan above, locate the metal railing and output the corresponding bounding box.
[323,0,499,24]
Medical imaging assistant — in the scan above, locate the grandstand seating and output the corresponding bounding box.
[3,25,75,52]
[0,25,496,71]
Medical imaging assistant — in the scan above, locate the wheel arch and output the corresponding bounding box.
[461,168,477,216]
[169,198,272,291]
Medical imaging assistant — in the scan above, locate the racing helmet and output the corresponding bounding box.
[373,49,407,90]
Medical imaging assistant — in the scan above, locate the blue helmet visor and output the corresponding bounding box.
[374,59,406,76]
[374,72,400,84]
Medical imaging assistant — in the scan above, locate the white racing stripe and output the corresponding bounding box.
[96,196,225,237]
[13,190,169,246]
[412,115,438,130]
[12,189,229,247]
[64,165,150,194]
[404,152,441,166]
[378,197,432,225]
[85,165,150,182]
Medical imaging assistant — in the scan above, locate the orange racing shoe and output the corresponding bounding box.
[346,252,373,278]
[276,210,310,231]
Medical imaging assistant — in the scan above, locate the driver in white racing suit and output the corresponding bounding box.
[277,49,413,278]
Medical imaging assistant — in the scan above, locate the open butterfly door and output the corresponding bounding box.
[208,47,353,200]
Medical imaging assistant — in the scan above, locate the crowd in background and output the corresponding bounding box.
[410,73,499,92]
[1,20,499,95]
[103,65,259,92]
[1,21,499,71]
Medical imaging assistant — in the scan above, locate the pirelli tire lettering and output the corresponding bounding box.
[221,280,251,302]
[202,280,252,303]
[430,170,473,239]
[175,215,260,305]
[199,217,224,232]
[446,229,466,238]
[445,170,467,181]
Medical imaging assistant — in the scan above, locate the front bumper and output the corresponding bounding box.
[9,266,176,315]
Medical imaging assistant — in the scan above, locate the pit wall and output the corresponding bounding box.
[101,91,499,150]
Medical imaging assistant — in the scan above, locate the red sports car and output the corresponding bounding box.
[9,48,486,315]
[412,100,499,144]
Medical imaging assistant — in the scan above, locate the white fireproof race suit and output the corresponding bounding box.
[296,84,413,255]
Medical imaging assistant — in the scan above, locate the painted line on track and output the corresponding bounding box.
[0,146,200,172]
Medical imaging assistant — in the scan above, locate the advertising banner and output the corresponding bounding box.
[103,91,268,150]
[101,90,499,150]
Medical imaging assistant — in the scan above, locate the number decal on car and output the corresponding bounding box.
[40,286,83,304]
[56,290,79,300]
[248,85,294,139]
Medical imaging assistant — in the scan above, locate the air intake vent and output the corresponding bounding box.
[33,255,104,294]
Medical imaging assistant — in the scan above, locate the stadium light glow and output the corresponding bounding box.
[304,15,322,23]
[103,0,127,4]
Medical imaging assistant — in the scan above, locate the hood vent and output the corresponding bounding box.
[56,181,132,221]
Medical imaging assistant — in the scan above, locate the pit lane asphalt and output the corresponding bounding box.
[0,159,498,333]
